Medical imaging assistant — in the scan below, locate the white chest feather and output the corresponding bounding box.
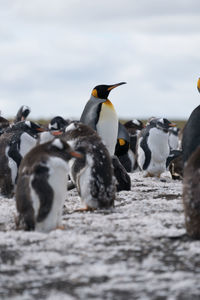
[32,157,69,232]
[96,102,118,155]
[19,133,37,157]
[5,146,18,185]
[148,128,170,162]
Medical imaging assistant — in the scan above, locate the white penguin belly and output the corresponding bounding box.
[20,132,37,157]
[137,137,146,171]
[147,128,170,176]
[5,146,18,185]
[34,157,69,232]
[96,102,118,156]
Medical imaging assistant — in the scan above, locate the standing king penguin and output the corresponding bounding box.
[182,78,200,165]
[80,82,126,156]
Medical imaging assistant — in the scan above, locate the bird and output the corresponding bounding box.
[182,78,200,165]
[169,126,180,150]
[0,116,10,135]
[183,145,200,239]
[124,119,145,171]
[124,119,144,135]
[137,118,175,177]
[37,116,68,145]
[63,121,116,210]
[0,121,44,197]
[80,82,126,156]
[48,116,71,131]
[15,138,82,232]
[115,122,132,172]
[14,105,31,123]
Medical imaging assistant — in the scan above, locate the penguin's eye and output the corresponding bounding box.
[92,89,98,98]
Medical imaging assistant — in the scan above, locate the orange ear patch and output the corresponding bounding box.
[92,89,98,98]
[119,138,125,146]
[197,78,200,93]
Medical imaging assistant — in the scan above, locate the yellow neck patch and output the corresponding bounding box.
[197,78,200,92]
[104,99,114,107]
[119,138,125,146]
[92,89,98,98]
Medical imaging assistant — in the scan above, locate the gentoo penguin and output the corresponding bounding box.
[37,116,68,145]
[183,145,200,239]
[16,138,82,232]
[168,150,183,180]
[169,127,180,150]
[137,118,175,177]
[124,119,144,135]
[14,105,31,123]
[0,116,10,135]
[63,122,116,210]
[0,121,44,197]
[124,119,145,171]
[182,78,200,165]
[48,116,70,131]
[80,82,126,155]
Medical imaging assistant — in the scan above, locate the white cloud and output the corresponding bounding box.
[0,0,200,120]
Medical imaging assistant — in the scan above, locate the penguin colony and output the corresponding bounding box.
[0,79,200,239]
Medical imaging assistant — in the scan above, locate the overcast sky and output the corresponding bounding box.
[1,0,200,121]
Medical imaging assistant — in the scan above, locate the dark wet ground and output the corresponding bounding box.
[0,172,200,300]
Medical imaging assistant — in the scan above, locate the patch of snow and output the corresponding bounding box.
[0,171,200,299]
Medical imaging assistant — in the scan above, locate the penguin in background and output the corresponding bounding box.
[0,116,10,135]
[16,138,82,232]
[14,105,31,123]
[48,116,71,131]
[124,119,144,135]
[169,126,180,150]
[115,122,133,173]
[80,82,126,156]
[182,78,200,165]
[183,145,200,239]
[37,116,69,145]
[137,118,176,177]
[124,119,145,171]
[63,121,116,210]
[0,121,44,197]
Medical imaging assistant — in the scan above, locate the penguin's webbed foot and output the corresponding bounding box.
[74,205,96,212]
[56,225,65,230]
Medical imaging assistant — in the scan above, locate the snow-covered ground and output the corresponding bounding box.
[0,172,200,300]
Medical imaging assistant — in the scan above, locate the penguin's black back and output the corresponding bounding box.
[183,146,200,238]
[80,96,104,130]
[182,105,200,164]
[137,125,152,170]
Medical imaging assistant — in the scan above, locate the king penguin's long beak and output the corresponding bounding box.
[197,78,200,93]
[107,82,127,91]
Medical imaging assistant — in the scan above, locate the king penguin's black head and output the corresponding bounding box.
[197,78,200,93]
[91,82,126,99]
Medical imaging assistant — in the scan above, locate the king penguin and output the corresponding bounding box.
[80,82,126,156]
[63,121,116,210]
[183,145,200,239]
[16,138,82,232]
[182,78,200,165]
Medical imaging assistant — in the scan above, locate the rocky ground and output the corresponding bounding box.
[0,171,200,300]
